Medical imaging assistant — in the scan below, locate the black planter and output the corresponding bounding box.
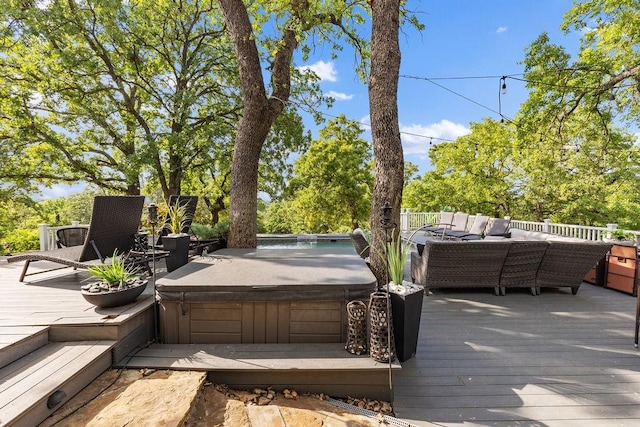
[388,283,425,362]
[162,234,190,272]
[81,281,147,308]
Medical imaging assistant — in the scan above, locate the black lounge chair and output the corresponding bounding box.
[349,232,370,260]
[8,195,145,282]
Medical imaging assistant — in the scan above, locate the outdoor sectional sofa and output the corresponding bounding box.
[411,231,612,296]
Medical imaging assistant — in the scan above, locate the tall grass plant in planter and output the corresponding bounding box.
[385,232,425,362]
[162,203,192,272]
[386,233,410,291]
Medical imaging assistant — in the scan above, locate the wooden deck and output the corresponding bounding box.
[394,284,640,426]
[2,255,640,426]
[119,342,400,401]
[0,258,156,426]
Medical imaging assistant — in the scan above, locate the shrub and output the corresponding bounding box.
[191,222,217,240]
[0,228,40,255]
[212,220,231,240]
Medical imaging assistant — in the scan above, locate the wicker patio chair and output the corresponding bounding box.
[535,241,612,295]
[8,196,145,282]
[410,240,511,296]
[349,232,370,260]
[499,241,549,296]
[56,226,88,248]
[444,215,490,240]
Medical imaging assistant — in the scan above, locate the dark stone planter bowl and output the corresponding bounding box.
[81,281,147,308]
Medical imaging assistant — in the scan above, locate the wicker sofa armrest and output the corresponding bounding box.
[499,241,549,296]
[536,241,612,295]
[410,250,425,285]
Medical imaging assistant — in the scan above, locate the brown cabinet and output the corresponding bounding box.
[605,244,639,296]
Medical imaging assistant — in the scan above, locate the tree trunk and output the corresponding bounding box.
[218,0,297,248]
[368,0,404,286]
[203,194,226,227]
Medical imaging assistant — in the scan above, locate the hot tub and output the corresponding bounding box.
[156,248,376,344]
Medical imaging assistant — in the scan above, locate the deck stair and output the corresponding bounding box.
[0,326,49,370]
[0,327,114,427]
[118,342,400,401]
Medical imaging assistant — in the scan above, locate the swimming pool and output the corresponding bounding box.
[257,237,353,250]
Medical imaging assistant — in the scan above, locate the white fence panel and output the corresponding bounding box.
[403,212,636,242]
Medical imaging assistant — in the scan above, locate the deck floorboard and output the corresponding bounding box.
[394,284,640,426]
[3,256,640,425]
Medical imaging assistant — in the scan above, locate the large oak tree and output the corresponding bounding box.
[367,0,404,284]
[217,0,367,247]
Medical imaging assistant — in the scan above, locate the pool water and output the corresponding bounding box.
[257,239,353,250]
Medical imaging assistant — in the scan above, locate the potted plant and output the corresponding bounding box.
[162,203,192,272]
[604,230,637,246]
[385,232,425,362]
[81,250,147,308]
[386,233,411,291]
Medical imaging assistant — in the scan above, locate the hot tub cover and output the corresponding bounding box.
[156,249,377,302]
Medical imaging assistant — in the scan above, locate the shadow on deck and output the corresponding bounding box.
[2,254,640,426]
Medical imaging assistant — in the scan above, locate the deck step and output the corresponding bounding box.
[119,342,399,401]
[0,340,115,427]
[0,326,49,369]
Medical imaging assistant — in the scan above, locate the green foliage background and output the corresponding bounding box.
[1,0,640,247]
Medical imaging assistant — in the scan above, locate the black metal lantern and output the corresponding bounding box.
[147,203,158,224]
[146,201,159,341]
[381,201,393,229]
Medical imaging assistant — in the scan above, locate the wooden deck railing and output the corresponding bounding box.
[38,223,89,251]
[37,212,640,249]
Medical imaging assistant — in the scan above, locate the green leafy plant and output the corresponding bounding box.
[611,229,636,241]
[386,232,410,285]
[0,228,39,255]
[212,219,231,240]
[166,203,192,236]
[190,222,217,240]
[86,250,140,291]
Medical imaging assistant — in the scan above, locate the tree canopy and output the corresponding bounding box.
[263,115,372,233]
[0,0,312,227]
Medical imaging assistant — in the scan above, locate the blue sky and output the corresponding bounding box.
[296,0,582,175]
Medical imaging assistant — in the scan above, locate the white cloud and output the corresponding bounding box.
[327,91,353,101]
[298,60,338,82]
[37,183,87,200]
[496,27,507,34]
[401,120,470,156]
[359,115,371,127]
